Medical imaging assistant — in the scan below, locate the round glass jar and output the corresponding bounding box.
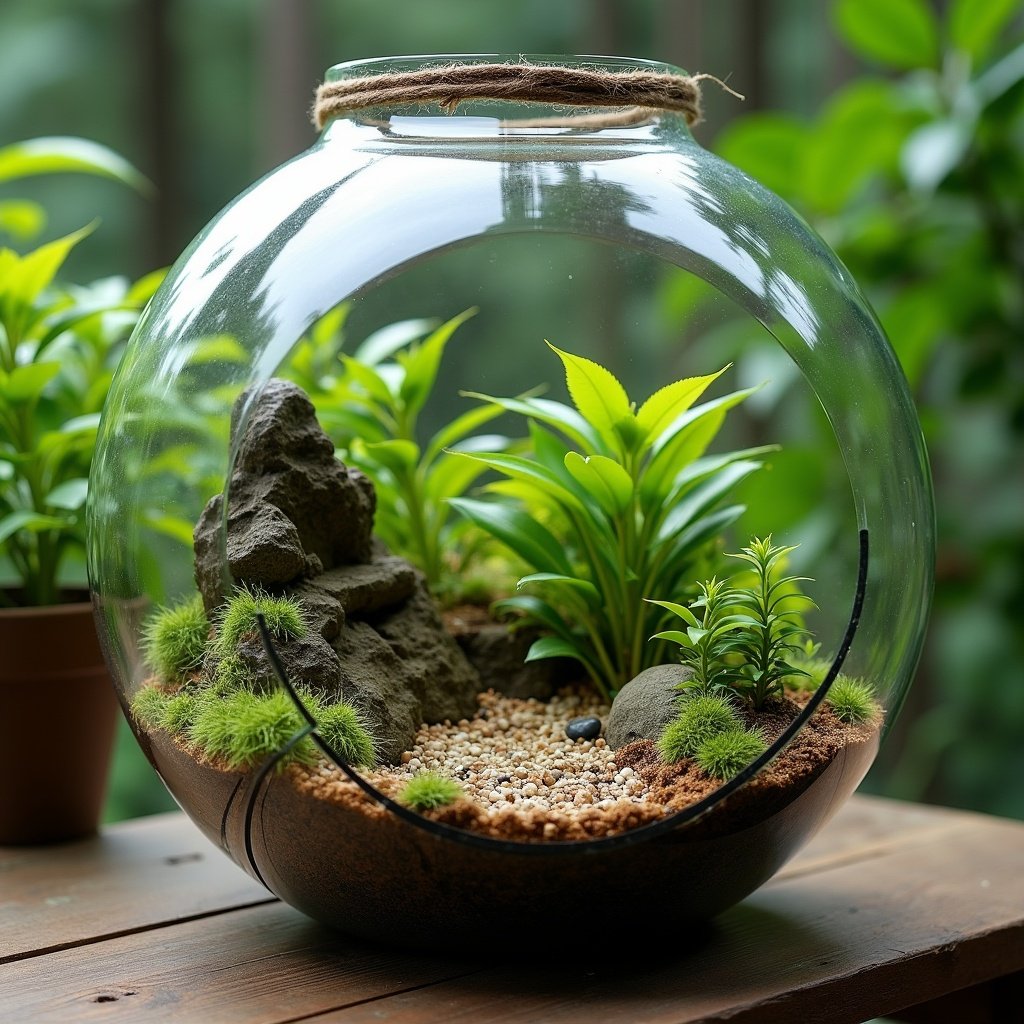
[88,54,934,946]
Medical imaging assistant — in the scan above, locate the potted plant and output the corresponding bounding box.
[0,137,155,844]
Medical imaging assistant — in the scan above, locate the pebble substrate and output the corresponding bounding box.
[291,685,879,843]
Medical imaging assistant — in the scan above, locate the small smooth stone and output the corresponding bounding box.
[565,716,602,741]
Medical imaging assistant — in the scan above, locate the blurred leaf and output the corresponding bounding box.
[0,362,61,402]
[45,477,89,511]
[801,80,910,213]
[0,136,151,193]
[353,317,435,367]
[399,307,477,418]
[713,114,810,199]
[0,510,72,544]
[0,200,45,242]
[948,0,1020,63]
[833,0,940,69]
[879,288,946,387]
[901,118,973,192]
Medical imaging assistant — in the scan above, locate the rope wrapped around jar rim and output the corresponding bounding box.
[311,61,743,131]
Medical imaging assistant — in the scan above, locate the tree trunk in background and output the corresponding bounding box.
[136,0,182,269]
[259,0,316,171]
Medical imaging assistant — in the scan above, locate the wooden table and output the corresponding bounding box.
[2,794,1022,1024]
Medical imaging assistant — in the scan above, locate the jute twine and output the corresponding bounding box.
[312,61,742,131]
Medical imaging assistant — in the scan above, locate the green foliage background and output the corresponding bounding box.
[1,0,1020,822]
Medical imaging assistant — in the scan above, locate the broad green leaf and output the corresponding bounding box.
[654,506,746,586]
[517,572,602,608]
[185,335,249,366]
[657,460,763,542]
[546,342,632,441]
[448,497,572,575]
[353,317,436,367]
[340,354,395,406]
[424,401,507,464]
[309,301,350,350]
[564,452,632,516]
[458,451,586,512]
[635,366,729,441]
[650,630,692,647]
[0,361,61,402]
[126,268,168,306]
[0,200,46,242]
[398,307,477,416]
[948,0,1020,62]
[461,392,603,453]
[141,511,197,547]
[524,634,594,668]
[45,478,89,511]
[33,299,137,360]
[60,413,102,435]
[901,119,971,193]
[646,598,699,625]
[0,137,151,192]
[357,438,420,477]
[834,0,939,69]
[0,510,72,544]
[423,449,502,504]
[491,594,578,642]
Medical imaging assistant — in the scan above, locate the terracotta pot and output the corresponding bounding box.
[0,596,120,845]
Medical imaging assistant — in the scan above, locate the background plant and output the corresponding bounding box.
[283,306,515,599]
[453,344,772,700]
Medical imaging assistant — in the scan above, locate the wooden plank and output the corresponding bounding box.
[3,797,1022,1024]
[0,812,271,963]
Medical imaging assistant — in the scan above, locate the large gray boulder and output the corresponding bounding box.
[193,378,482,765]
[606,664,693,749]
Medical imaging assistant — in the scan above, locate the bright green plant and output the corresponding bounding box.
[452,343,770,700]
[727,536,814,709]
[214,586,307,656]
[653,535,813,710]
[283,306,514,597]
[130,684,172,730]
[658,692,742,763]
[694,728,768,781]
[315,700,376,766]
[0,228,159,606]
[784,640,832,693]
[827,677,879,725]
[397,772,464,811]
[648,577,747,695]
[141,594,209,684]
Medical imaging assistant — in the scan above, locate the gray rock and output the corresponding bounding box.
[194,379,376,611]
[229,630,342,695]
[451,621,580,701]
[309,557,417,617]
[606,664,693,749]
[331,622,423,764]
[372,585,481,725]
[289,582,346,642]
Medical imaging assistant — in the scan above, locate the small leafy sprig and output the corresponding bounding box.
[728,536,814,709]
[283,307,513,597]
[648,577,746,695]
[451,343,771,700]
[652,535,814,710]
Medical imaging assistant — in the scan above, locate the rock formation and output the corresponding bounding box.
[194,379,480,763]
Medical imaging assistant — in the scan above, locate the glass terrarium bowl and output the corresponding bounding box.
[87,54,934,948]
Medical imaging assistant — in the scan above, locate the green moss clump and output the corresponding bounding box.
[215,586,307,657]
[826,676,878,724]
[188,688,315,770]
[141,594,209,684]
[316,701,376,767]
[397,772,464,811]
[161,691,200,734]
[130,684,171,729]
[694,729,768,781]
[658,693,742,763]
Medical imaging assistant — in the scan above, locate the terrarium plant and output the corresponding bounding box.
[132,588,376,772]
[284,306,515,599]
[451,343,772,700]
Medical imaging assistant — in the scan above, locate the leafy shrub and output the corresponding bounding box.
[694,728,768,781]
[826,677,878,725]
[397,772,464,811]
[453,344,769,700]
[658,692,742,763]
[215,587,307,656]
[141,594,209,683]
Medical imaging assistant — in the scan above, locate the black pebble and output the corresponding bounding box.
[496,774,511,784]
[566,716,602,741]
